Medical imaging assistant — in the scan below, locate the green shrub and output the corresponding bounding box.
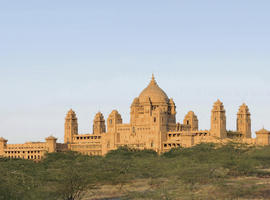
[2,143,270,199]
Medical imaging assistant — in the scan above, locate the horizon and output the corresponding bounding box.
[0,1,269,143]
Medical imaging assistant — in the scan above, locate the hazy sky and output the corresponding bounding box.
[0,1,269,143]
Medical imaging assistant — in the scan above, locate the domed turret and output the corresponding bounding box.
[93,112,106,134]
[64,109,78,143]
[237,103,251,138]
[0,137,7,142]
[184,111,199,131]
[212,99,225,111]
[138,74,169,104]
[94,112,105,121]
[0,137,7,155]
[46,135,57,153]
[169,98,176,115]
[238,103,250,115]
[211,99,227,138]
[131,97,139,107]
[107,110,122,133]
[66,109,77,120]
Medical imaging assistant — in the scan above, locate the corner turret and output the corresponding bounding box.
[107,110,122,133]
[210,100,227,138]
[45,136,57,153]
[237,103,251,138]
[64,109,78,144]
[93,112,106,134]
[0,137,7,156]
[184,111,199,131]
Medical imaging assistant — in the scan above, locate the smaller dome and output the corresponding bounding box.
[46,136,57,140]
[94,112,105,121]
[256,128,270,135]
[238,103,250,115]
[184,111,198,121]
[0,137,7,142]
[187,111,195,115]
[212,99,225,111]
[66,109,77,119]
[67,109,75,115]
[108,110,122,124]
[214,99,222,105]
[131,97,139,107]
[109,110,121,117]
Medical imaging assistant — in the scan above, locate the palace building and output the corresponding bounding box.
[1,75,270,160]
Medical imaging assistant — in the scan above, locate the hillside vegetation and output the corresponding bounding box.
[1,143,270,200]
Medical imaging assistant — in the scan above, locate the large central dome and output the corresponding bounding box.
[138,75,169,104]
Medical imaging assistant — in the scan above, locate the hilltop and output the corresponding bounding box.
[1,143,270,200]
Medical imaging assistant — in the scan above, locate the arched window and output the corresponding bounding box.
[151,141,154,147]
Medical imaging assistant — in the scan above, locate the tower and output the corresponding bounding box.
[0,137,7,156]
[107,110,122,133]
[64,109,78,144]
[130,97,140,125]
[184,111,199,131]
[237,103,251,138]
[210,100,227,139]
[168,98,176,124]
[93,112,106,134]
[45,136,57,153]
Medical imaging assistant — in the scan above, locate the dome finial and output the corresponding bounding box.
[150,73,157,85]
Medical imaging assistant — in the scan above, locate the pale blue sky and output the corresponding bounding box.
[0,1,269,143]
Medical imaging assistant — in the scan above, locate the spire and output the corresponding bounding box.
[150,73,157,85]
[68,109,75,114]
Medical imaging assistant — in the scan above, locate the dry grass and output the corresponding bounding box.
[82,176,270,200]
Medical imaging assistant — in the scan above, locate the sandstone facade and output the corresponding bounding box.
[1,75,269,160]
